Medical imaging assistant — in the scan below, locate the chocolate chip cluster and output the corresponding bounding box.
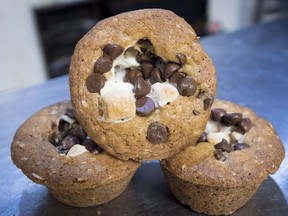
[50,109,103,155]
[86,39,198,117]
[197,108,252,161]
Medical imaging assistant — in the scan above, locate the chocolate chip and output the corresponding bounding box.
[210,108,227,122]
[197,132,208,143]
[150,67,163,84]
[222,113,242,126]
[164,62,181,78]
[136,97,155,116]
[154,56,166,73]
[136,53,154,63]
[214,139,233,153]
[147,122,169,144]
[237,118,252,133]
[140,62,154,79]
[86,73,106,93]
[176,53,187,65]
[102,44,124,60]
[94,56,113,74]
[203,98,213,110]
[134,78,151,98]
[50,131,66,146]
[124,69,143,85]
[213,149,227,161]
[233,143,250,151]
[58,119,70,132]
[169,72,186,84]
[177,76,197,96]
[70,125,87,142]
[82,138,100,152]
[61,135,80,150]
[64,109,75,119]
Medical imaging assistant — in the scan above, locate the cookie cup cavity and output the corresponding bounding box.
[69,9,216,161]
[161,99,285,215]
[11,101,140,207]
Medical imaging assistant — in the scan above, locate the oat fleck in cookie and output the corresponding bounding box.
[69,9,217,161]
[161,99,285,215]
[11,101,140,207]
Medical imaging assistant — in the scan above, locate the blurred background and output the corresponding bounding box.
[0,0,287,92]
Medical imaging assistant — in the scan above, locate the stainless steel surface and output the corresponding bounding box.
[1,18,287,215]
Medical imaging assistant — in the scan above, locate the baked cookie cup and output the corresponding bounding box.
[161,99,285,215]
[11,101,140,207]
[69,9,216,161]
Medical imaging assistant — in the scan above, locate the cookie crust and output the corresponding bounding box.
[69,9,216,161]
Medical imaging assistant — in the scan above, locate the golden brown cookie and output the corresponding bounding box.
[161,99,285,215]
[69,9,216,161]
[11,101,140,207]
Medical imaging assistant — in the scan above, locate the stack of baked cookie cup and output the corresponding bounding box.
[11,9,284,213]
[11,9,216,207]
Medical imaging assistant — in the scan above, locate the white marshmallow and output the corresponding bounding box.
[67,144,88,157]
[149,82,179,107]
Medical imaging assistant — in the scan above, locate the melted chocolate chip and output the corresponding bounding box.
[140,62,154,79]
[169,72,186,84]
[176,53,187,65]
[136,53,154,63]
[124,69,143,85]
[136,97,155,116]
[222,113,242,126]
[177,76,197,96]
[213,149,227,161]
[203,98,213,110]
[62,135,80,150]
[83,138,99,152]
[164,62,181,78]
[102,44,124,60]
[70,125,87,142]
[147,122,169,144]
[214,139,233,153]
[233,143,250,151]
[150,67,163,84]
[86,73,106,93]
[134,77,151,98]
[210,108,227,122]
[94,56,113,74]
[154,56,166,73]
[237,118,252,133]
[51,131,66,146]
[58,119,70,132]
[197,132,208,143]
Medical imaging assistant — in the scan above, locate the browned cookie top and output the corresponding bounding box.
[69,9,216,161]
[161,99,285,187]
[11,101,140,189]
